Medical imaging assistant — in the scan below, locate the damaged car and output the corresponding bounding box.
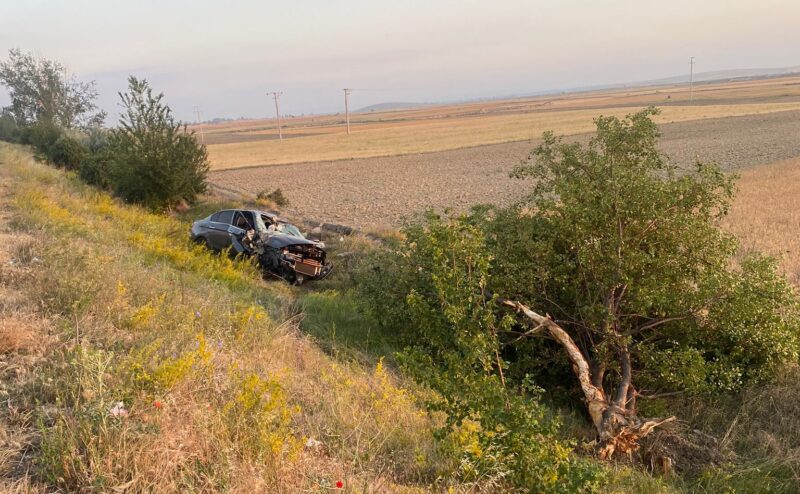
[190,209,332,284]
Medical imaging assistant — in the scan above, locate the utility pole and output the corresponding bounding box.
[689,57,695,103]
[193,106,205,144]
[343,88,352,135]
[268,91,283,140]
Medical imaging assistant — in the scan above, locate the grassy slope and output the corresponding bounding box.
[6,141,798,493]
[0,143,449,493]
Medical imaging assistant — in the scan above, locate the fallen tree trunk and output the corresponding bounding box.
[491,294,675,458]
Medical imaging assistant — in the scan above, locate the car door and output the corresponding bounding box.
[227,211,253,254]
[208,210,235,250]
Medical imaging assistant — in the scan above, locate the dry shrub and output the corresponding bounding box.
[637,423,732,476]
[650,365,800,491]
[255,188,288,209]
[0,314,42,354]
[363,224,404,243]
[0,232,37,295]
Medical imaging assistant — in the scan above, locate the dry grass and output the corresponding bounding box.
[0,143,464,493]
[0,314,42,354]
[670,365,800,492]
[723,157,800,285]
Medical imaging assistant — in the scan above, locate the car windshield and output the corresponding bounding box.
[254,213,269,234]
[274,222,304,238]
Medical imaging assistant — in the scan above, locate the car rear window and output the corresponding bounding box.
[212,210,234,224]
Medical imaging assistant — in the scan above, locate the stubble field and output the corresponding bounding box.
[724,156,800,285]
[209,109,800,228]
[199,76,800,169]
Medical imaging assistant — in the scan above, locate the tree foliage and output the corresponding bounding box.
[0,48,105,129]
[494,107,798,396]
[357,108,800,469]
[358,215,604,492]
[0,111,20,142]
[108,76,209,210]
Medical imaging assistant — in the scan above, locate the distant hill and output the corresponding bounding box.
[356,102,427,113]
[636,66,800,86]
[559,66,800,95]
[205,65,800,123]
[352,66,800,116]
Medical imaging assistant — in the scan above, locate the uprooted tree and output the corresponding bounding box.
[358,108,800,462]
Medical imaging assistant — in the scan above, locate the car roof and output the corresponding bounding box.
[251,210,278,220]
[212,209,278,219]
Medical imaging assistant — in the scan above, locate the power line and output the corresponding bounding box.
[268,91,283,140]
[689,57,695,103]
[343,88,352,135]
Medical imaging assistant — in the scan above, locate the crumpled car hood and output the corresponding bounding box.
[264,234,318,249]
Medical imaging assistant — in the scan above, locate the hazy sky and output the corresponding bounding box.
[1,0,799,122]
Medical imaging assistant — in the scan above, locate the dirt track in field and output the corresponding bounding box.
[209,110,800,228]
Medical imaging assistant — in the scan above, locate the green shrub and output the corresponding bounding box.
[0,112,19,142]
[48,134,88,170]
[356,108,800,486]
[357,213,605,492]
[21,119,62,155]
[78,148,112,189]
[256,188,289,208]
[77,128,113,188]
[107,76,209,210]
[17,120,89,171]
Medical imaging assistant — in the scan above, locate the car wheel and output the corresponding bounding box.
[196,236,213,251]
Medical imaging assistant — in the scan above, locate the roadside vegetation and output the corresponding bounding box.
[0,144,454,492]
[1,49,800,493]
[0,50,207,211]
[352,108,800,492]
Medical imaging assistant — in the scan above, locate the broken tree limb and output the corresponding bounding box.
[484,290,675,458]
[489,294,606,406]
[614,346,632,407]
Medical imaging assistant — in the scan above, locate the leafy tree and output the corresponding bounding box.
[0,48,105,128]
[0,111,20,142]
[359,108,799,461]
[489,107,798,456]
[108,76,209,210]
[77,127,113,188]
[357,214,604,492]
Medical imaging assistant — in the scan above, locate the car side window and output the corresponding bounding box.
[233,211,252,230]
[217,210,234,225]
[241,211,255,227]
[210,212,222,222]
